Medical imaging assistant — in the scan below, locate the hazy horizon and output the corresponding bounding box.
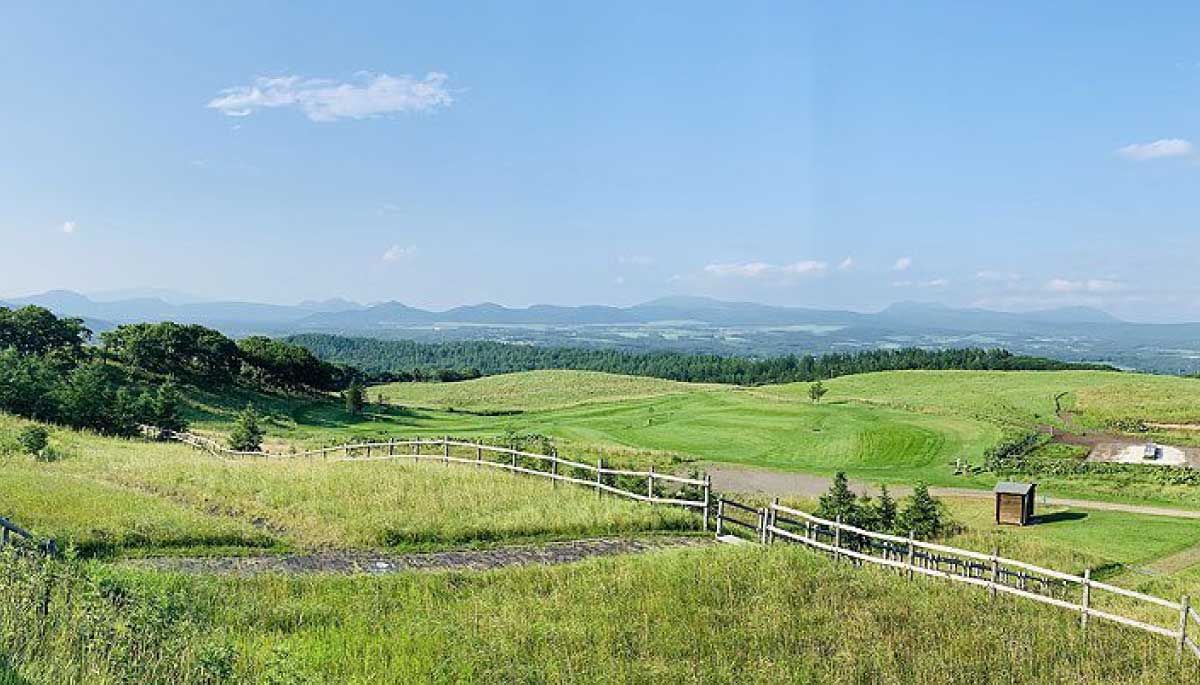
[3,3,1199,321]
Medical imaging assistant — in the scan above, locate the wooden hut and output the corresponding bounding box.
[994,482,1036,526]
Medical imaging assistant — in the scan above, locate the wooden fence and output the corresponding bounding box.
[713,496,1198,660]
[0,515,55,555]
[163,431,712,528]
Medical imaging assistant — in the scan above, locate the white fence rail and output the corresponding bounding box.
[740,499,1197,660]
[162,431,711,526]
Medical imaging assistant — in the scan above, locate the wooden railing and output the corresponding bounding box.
[163,431,712,528]
[735,499,1198,661]
[0,515,55,555]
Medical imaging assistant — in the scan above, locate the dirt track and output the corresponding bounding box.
[705,465,1200,519]
[121,536,709,575]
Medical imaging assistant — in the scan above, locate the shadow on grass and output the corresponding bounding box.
[0,654,29,685]
[1034,511,1088,524]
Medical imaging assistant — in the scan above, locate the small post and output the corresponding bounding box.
[366,445,371,458]
[647,466,655,499]
[715,498,725,537]
[989,547,999,600]
[443,438,449,466]
[767,497,779,544]
[1179,595,1191,659]
[388,439,395,457]
[551,453,559,487]
[595,458,603,497]
[805,520,812,541]
[758,508,767,544]
[510,450,516,470]
[1080,568,1092,631]
[345,444,350,458]
[476,442,483,469]
[906,530,916,581]
[701,475,711,532]
[833,515,842,560]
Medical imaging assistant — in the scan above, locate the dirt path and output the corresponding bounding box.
[121,536,710,575]
[706,465,1200,519]
[1145,543,1200,574]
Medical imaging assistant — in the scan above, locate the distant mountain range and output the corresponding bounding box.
[6,290,1200,373]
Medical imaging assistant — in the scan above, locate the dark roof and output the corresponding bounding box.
[994,481,1035,495]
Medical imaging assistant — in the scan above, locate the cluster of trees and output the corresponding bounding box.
[288,334,1114,386]
[0,306,351,438]
[0,320,188,437]
[102,324,347,392]
[815,472,950,539]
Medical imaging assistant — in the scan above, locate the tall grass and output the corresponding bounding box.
[2,545,1195,684]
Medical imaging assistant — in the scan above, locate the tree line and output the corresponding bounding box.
[286,334,1116,386]
[0,306,350,437]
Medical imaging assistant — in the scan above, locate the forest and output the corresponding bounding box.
[287,333,1115,386]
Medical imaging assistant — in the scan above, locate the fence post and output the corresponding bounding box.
[388,439,395,457]
[1081,568,1092,632]
[990,547,999,600]
[1180,595,1191,659]
[366,444,371,458]
[702,475,711,532]
[906,530,916,581]
[767,498,779,544]
[715,498,724,537]
[551,452,558,487]
[647,466,655,500]
[833,515,842,561]
[476,442,483,469]
[757,508,767,544]
[345,444,351,458]
[510,450,517,470]
[443,438,450,466]
[595,458,603,498]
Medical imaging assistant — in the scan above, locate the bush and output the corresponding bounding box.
[16,425,49,455]
[228,404,264,452]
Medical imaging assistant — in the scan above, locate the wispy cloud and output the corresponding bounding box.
[837,256,855,271]
[703,260,827,279]
[892,256,912,271]
[382,244,419,262]
[208,72,454,122]
[1045,278,1124,294]
[61,221,77,234]
[1116,138,1194,161]
[976,270,1021,282]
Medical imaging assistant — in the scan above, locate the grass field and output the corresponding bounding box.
[0,415,696,557]
[373,369,721,413]
[4,545,1195,684]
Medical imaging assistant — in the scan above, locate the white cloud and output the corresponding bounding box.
[208,72,454,122]
[782,260,828,275]
[976,270,1020,281]
[703,260,827,279]
[704,261,774,278]
[926,278,949,287]
[61,221,77,234]
[382,244,418,262]
[1045,278,1124,294]
[1116,138,1194,161]
[892,257,912,271]
[837,256,855,271]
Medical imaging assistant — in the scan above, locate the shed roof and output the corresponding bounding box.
[994,481,1035,495]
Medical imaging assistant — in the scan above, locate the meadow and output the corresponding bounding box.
[3,544,1195,685]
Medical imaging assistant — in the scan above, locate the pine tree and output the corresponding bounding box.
[815,471,862,526]
[153,381,188,434]
[898,481,946,539]
[344,379,365,415]
[228,403,264,452]
[875,484,898,533]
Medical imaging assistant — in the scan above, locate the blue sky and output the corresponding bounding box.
[2,2,1199,321]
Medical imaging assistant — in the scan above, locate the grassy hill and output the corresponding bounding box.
[373,369,723,413]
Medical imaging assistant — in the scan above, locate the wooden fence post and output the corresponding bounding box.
[595,458,603,498]
[388,439,395,457]
[345,444,350,458]
[443,438,449,466]
[1179,595,1191,658]
[767,498,779,544]
[990,547,999,600]
[757,507,767,544]
[702,475,711,532]
[833,515,842,561]
[647,466,655,499]
[551,452,559,488]
[715,498,724,537]
[510,450,516,470]
[366,444,371,458]
[906,530,916,581]
[1081,568,1092,632]
[476,442,483,469]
